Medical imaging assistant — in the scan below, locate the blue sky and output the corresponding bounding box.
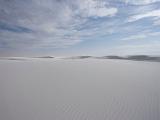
[0,0,160,56]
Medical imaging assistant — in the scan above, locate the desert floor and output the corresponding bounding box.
[0,58,159,120]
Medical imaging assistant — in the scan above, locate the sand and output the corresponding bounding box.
[0,58,159,120]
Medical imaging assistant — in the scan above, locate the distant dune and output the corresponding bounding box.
[35,56,54,58]
[0,57,28,61]
[106,55,160,62]
[0,55,160,62]
[65,55,160,62]
[66,56,93,59]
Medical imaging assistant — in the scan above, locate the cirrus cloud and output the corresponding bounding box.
[0,0,118,52]
[121,0,160,5]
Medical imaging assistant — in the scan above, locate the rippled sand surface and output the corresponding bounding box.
[0,59,159,120]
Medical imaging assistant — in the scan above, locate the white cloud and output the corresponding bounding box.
[76,0,117,18]
[1,0,159,56]
[127,9,160,22]
[0,0,118,51]
[122,0,160,5]
[122,34,147,41]
[122,31,160,41]
[153,19,160,25]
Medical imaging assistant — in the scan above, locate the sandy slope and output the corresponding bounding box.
[0,59,159,120]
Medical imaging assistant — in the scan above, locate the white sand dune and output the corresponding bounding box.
[0,58,159,120]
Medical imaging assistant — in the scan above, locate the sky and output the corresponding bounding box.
[0,0,160,56]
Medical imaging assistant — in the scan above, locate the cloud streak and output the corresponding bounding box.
[127,9,160,22]
[120,0,160,5]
